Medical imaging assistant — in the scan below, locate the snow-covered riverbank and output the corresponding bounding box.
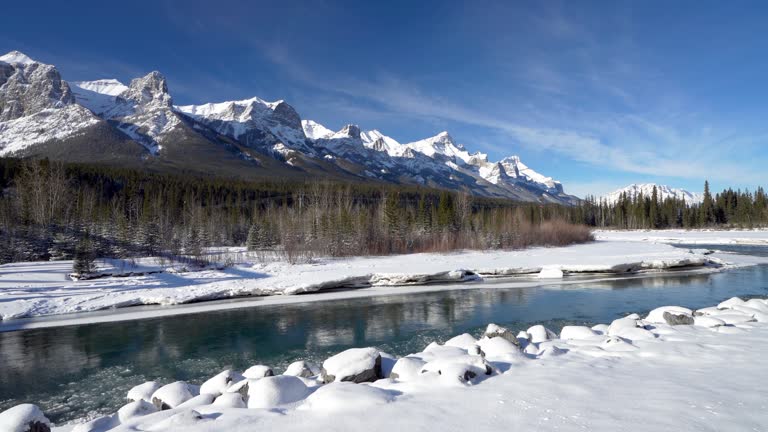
[3,295,767,432]
[595,228,768,245]
[0,241,745,323]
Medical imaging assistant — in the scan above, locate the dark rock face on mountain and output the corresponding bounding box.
[0,51,74,121]
[0,50,580,204]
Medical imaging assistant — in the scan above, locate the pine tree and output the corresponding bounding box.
[246,224,261,251]
[650,186,660,228]
[700,180,715,226]
[73,229,95,276]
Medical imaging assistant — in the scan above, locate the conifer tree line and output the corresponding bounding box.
[574,181,768,229]
[0,158,592,265]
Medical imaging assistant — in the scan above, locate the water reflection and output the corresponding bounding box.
[1,265,767,423]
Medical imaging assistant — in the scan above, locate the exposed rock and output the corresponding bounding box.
[645,306,693,324]
[483,324,521,347]
[663,311,694,326]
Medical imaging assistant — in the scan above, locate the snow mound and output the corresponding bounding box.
[117,399,156,423]
[247,375,309,409]
[127,381,161,403]
[150,381,194,410]
[560,326,598,340]
[213,393,246,408]
[444,333,479,350]
[389,357,427,381]
[300,382,395,413]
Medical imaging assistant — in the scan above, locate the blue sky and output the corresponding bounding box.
[2,0,767,197]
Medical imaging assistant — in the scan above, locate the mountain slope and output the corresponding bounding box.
[0,50,579,204]
[602,184,703,205]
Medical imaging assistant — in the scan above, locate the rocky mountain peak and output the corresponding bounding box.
[0,52,74,121]
[337,124,361,140]
[122,71,171,107]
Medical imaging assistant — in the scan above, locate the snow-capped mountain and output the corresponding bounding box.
[602,184,703,205]
[177,97,311,155]
[0,51,102,156]
[0,50,579,205]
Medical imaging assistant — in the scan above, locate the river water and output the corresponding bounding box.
[1,246,767,423]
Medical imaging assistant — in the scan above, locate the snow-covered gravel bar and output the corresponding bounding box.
[1,240,764,324]
[2,296,766,432]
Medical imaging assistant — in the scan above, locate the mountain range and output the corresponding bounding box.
[0,50,579,205]
[602,184,703,205]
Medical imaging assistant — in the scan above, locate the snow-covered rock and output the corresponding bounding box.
[247,375,309,409]
[663,311,694,325]
[645,306,693,324]
[150,381,194,410]
[444,333,479,350]
[283,361,319,378]
[0,404,51,432]
[591,324,610,335]
[526,325,558,343]
[607,317,638,335]
[212,392,246,408]
[483,324,520,346]
[477,336,524,359]
[389,357,427,381]
[694,316,726,328]
[717,297,745,309]
[176,394,215,409]
[199,370,243,396]
[127,381,161,403]
[116,400,156,423]
[242,365,274,379]
[420,355,492,384]
[321,347,382,384]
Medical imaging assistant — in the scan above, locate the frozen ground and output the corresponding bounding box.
[6,296,762,432]
[596,228,768,245]
[0,241,744,323]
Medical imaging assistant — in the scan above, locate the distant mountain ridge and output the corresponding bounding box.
[0,50,579,205]
[602,183,703,205]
